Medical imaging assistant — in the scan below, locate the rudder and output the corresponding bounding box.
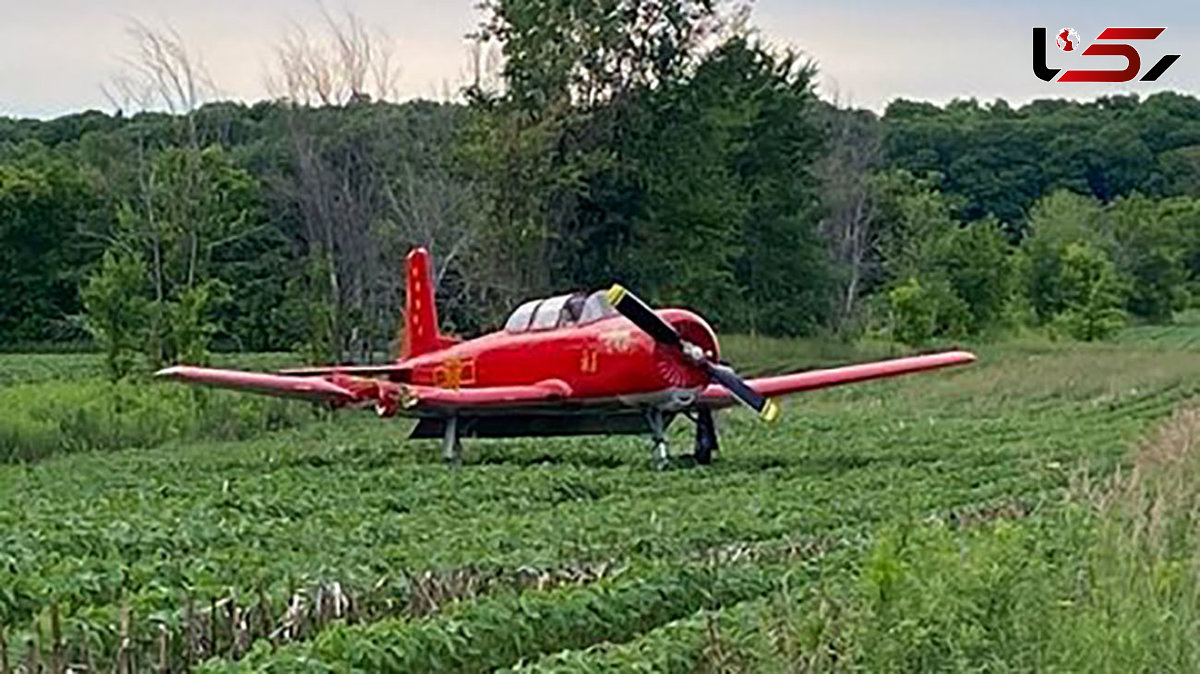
[401,247,442,359]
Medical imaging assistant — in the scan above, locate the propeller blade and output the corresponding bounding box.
[703,361,781,423]
[606,284,682,347]
[605,283,779,423]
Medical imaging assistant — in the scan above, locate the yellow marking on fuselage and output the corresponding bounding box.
[434,356,477,389]
[598,329,636,354]
[580,349,599,374]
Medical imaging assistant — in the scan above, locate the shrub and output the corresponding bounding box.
[887,277,970,346]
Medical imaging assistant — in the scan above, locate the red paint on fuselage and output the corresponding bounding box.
[400,308,718,401]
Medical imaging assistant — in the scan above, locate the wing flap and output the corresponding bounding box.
[402,380,572,410]
[278,364,411,379]
[700,350,976,407]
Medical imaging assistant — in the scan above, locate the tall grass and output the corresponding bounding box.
[0,378,319,462]
[719,334,903,376]
[0,352,305,387]
[724,405,1200,671]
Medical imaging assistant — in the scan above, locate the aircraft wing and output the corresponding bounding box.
[156,365,573,413]
[699,350,976,408]
[154,366,363,404]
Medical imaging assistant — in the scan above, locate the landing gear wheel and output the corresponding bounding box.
[442,416,463,467]
[646,408,670,471]
[694,407,718,465]
[652,440,670,471]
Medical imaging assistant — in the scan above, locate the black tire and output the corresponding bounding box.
[694,408,718,465]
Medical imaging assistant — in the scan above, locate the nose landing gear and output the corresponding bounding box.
[646,407,720,469]
[646,408,670,470]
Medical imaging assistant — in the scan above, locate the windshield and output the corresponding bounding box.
[530,295,571,331]
[504,299,541,333]
[578,290,618,324]
[504,291,608,333]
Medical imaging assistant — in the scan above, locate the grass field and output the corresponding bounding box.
[3,328,1200,671]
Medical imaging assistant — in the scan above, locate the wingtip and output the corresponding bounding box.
[153,366,182,379]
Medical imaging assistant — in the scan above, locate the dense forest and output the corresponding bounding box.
[3,0,1200,377]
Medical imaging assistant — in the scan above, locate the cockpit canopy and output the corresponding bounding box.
[504,290,618,333]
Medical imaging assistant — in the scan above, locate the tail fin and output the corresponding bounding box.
[400,247,444,359]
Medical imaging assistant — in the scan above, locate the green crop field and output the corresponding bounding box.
[4,331,1200,672]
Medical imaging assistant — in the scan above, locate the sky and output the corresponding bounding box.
[0,0,1197,119]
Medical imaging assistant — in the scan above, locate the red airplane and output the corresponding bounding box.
[157,247,976,466]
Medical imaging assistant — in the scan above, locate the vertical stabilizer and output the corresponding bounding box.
[401,247,442,359]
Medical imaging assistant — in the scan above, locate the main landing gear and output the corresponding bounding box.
[440,409,718,470]
[645,407,720,469]
[442,415,463,466]
[693,407,719,466]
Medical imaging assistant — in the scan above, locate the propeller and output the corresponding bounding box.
[606,285,780,422]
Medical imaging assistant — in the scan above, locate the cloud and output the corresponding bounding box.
[753,0,1199,111]
[0,0,479,118]
[1,0,1196,118]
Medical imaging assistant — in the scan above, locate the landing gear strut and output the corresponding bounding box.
[646,408,670,470]
[693,407,718,465]
[442,415,463,466]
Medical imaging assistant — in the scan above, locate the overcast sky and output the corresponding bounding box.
[1,0,1196,119]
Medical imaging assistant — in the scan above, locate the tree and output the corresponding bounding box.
[1054,242,1127,341]
[724,41,828,335]
[81,251,150,379]
[464,0,752,323]
[818,104,882,334]
[265,11,480,360]
[267,8,400,107]
[1108,194,1189,323]
[466,0,832,336]
[934,219,1014,335]
[1158,145,1200,197]
[873,173,1015,340]
[111,146,260,365]
[881,93,1200,227]
[473,0,748,113]
[1021,189,1109,323]
[872,169,958,284]
[628,37,828,333]
[0,153,97,344]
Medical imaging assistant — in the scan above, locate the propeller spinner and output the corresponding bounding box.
[606,284,781,422]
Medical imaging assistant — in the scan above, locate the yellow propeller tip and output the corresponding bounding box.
[760,398,781,423]
[606,284,627,307]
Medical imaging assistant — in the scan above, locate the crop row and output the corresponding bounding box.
[4,343,1197,670]
[0,460,1072,671]
[198,557,811,673]
[0,410,1094,626]
[0,463,1081,672]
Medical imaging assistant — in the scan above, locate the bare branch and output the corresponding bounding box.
[105,19,214,115]
[266,7,402,106]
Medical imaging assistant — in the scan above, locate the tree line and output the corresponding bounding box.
[2,1,1200,378]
